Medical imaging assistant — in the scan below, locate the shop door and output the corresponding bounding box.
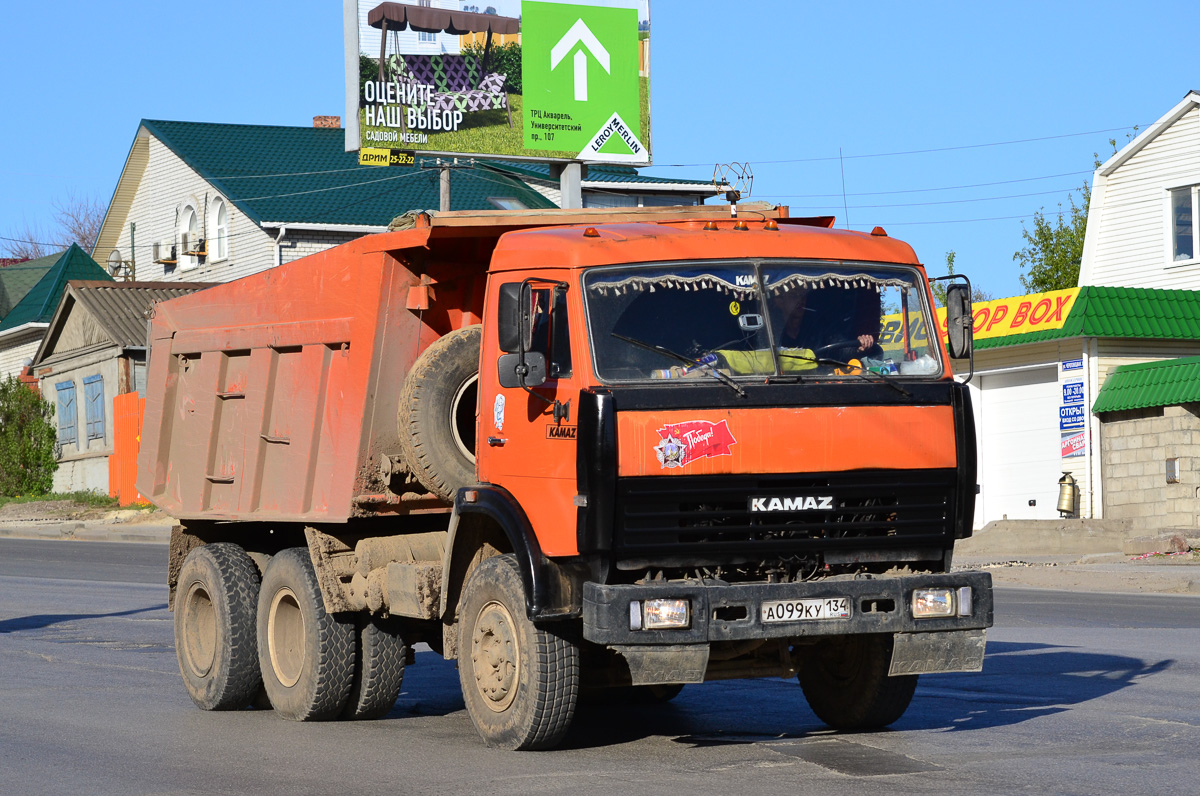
[978,368,1062,523]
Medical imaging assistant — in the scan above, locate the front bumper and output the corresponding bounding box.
[582,570,992,646]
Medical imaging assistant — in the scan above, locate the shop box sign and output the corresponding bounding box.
[1062,382,1084,405]
[1061,430,1086,458]
[1059,404,1086,430]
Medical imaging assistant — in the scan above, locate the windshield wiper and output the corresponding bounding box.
[777,351,912,398]
[611,332,746,397]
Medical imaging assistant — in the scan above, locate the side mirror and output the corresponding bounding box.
[945,283,973,360]
[497,351,547,389]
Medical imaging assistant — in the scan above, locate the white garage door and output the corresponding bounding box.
[977,368,1062,525]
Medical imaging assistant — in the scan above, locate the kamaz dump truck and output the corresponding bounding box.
[138,204,990,750]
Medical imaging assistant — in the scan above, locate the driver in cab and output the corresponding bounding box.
[772,286,880,357]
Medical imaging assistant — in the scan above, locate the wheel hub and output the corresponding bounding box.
[471,599,519,712]
[180,580,216,677]
[267,587,305,688]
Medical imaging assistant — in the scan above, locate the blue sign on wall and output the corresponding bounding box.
[1062,382,1084,404]
[1059,404,1086,430]
[1062,358,1083,372]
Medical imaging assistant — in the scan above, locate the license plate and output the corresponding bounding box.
[761,597,851,623]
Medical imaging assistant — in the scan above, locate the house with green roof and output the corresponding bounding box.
[958,284,1200,531]
[92,118,717,287]
[1091,356,1200,534]
[0,245,112,380]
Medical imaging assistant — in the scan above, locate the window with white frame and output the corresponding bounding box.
[1168,185,1198,264]
[180,205,201,270]
[418,0,435,42]
[209,198,229,261]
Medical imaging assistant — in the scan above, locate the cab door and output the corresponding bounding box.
[478,273,582,556]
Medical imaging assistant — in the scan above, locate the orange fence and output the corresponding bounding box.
[109,392,146,506]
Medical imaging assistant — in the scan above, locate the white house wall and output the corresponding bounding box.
[1086,105,1200,289]
[0,331,44,380]
[114,135,276,284]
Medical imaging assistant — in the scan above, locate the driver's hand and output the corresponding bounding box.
[857,334,875,351]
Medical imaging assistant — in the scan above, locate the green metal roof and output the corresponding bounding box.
[976,285,1200,350]
[1092,355,1200,413]
[141,120,556,227]
[0,251,63,320]
[0,245,112,333]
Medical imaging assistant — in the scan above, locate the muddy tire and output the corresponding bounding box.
[457,555,579,750]
[256,548,355,721]
[341,615,407,720]
[398,325,481,502]
[174,543,263,711]
[798,633,917,731]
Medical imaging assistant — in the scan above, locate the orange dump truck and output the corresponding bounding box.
[139,205,990,750]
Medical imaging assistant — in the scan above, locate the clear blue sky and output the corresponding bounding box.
[1,1,1195,299]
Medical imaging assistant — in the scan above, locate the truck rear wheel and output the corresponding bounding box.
[457,555,579,750]
[174,543,263,711]
[798,633,917,731]
[257,548,355,721]
[398,325,481,502]
[341,615,407,720]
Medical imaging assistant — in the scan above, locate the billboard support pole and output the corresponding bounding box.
[555,163,584,209]
[343,0,360,152]
[440,161,451,212]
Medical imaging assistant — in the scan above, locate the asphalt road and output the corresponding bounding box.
[2,538,1198,795]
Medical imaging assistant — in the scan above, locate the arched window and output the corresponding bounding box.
[180,205,201,270]
[210,198,229,261]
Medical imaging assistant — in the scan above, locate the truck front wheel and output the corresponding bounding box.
[174,543,263,711]
[798,633,917,731]
[257,548,356,721]
[457,555,580,750]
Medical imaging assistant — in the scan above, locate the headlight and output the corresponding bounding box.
[912,588,955,618]
[642,599,690,630]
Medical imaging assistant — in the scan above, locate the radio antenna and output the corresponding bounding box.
[839,147,850,229]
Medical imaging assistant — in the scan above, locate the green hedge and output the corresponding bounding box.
[0,376,57,497]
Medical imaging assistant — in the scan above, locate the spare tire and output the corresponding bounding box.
[398,325,481,501]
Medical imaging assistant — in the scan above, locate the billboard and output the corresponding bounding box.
[345,0,651,165]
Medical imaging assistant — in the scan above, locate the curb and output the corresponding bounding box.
[0,521,173,544]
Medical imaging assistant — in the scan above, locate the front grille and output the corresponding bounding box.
[613,469,956,557]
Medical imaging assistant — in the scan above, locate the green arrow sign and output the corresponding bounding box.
[522,1,647,163]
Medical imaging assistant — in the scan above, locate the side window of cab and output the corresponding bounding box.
[527,286,572,379]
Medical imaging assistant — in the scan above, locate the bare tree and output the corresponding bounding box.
[1,220,52,260]
[2,193,106,260]
[53,193,105,254]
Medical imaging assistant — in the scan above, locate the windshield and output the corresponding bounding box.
[583,260,943,382]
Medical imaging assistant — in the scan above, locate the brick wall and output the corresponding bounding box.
[1100,403,1200,530]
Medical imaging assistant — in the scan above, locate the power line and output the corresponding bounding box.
[653,124,1142,167]
[757,170,1094,199]
[761,186,1083,211]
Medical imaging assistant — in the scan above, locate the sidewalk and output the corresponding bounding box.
[956,553,1200,596]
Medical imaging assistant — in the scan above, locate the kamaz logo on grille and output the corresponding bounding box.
[749,496,835,512]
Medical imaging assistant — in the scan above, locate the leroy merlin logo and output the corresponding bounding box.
[522,1,648,163]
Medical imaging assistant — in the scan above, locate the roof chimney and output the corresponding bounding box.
[313,116,341,129]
